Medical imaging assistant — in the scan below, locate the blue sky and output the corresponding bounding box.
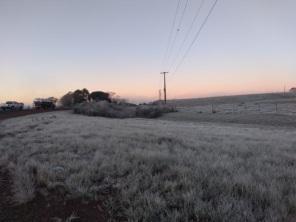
[1,0,296,104]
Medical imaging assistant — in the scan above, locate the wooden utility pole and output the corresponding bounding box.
[160,72,168,104]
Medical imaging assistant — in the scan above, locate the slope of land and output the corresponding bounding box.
[163,93,296,127]
[168,92,296,107]
[0,111,296,221]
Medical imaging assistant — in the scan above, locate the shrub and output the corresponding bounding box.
[73,102,176,119]
[136,105,177,118]
[74,101,136,118]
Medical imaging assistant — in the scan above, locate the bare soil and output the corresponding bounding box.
[0,168,106,222]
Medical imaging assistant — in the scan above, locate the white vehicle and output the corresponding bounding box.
[0,101,24,111]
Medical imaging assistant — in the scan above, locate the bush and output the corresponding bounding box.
[73,102,176,119]
[74,101,136,118]
[136,105,177,118]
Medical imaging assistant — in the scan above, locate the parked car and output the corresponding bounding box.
[34,97,57,110]
[0,101,24,111]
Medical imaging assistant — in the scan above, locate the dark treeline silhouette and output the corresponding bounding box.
[89,91,111,102]
[60,88,112,107]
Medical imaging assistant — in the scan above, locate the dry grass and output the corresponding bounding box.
[163,93,296,127]
[0,111,296,221]
[168,92,296,107]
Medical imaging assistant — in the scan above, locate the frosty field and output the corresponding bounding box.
[165,93,296,127]
[0,110,296,221]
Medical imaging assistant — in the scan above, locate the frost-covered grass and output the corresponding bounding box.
[168,92,296,107]
[0,111,296,221]
[162,111,296,128]
[168,93,296,117]
[162,96,296,127]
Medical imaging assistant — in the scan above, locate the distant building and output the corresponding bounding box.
[289,88,296,93]
[34,97,57,110]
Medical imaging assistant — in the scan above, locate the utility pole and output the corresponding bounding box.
[160,72,168,104]
[158,89,162,101]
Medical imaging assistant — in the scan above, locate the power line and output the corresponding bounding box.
[166,0,190,69]
[161,0,182,70]
[176,0,190,30]
[160,0,189,103]
[173,0,219,74]
[168,0,206,72]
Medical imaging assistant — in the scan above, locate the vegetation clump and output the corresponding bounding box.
[73,101,176,119]
[60,89,111,108]
[136,104,177,118]
[74,101,136,118]
[60,88,176,118]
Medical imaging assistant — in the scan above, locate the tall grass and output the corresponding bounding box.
[0,111,296,221]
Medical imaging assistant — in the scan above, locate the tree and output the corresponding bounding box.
[81,88,90,100]
[60,92,74,107]
[89,91,111,102]
[73,88,90,104]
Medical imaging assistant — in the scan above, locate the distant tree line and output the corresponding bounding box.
[60,88,117,107]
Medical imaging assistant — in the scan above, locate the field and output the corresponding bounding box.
[0,93,296,221]
[165,93,296,127]
[168,92,296,107]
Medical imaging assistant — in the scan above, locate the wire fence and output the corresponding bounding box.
[181,103,296,115]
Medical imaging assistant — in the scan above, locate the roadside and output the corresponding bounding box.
[0,167,106,222]
[0,110,108,222]
[0,109,70,122]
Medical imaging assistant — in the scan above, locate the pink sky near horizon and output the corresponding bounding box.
[1,69,290,105]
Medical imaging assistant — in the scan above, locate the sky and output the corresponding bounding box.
[0,0,296,104]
